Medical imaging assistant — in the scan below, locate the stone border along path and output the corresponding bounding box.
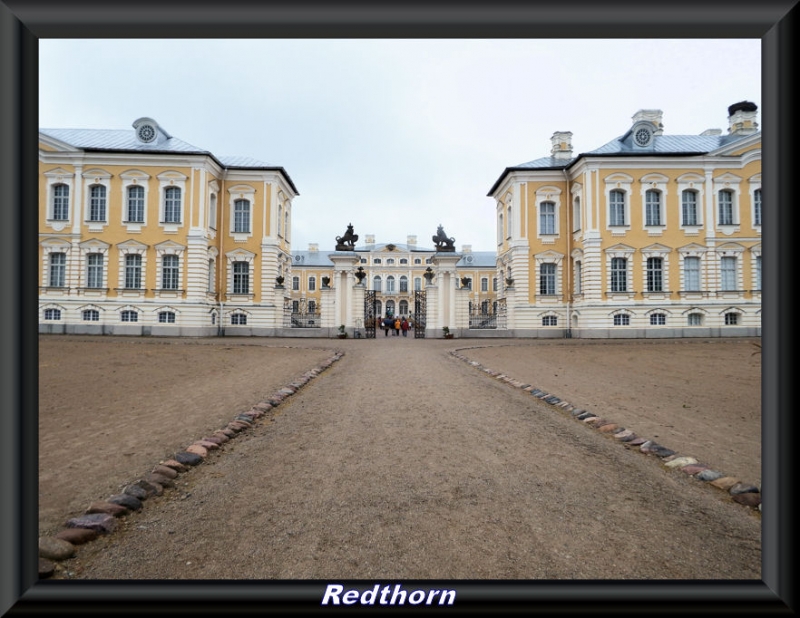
[37,349,345,579]
[37,342,761,578]
[448,347,762,517]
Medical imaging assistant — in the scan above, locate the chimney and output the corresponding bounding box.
[407,235,417,246]
[727,101,759,135]
[308,243,318,252]
[365,234,375,245]
[550,131,573,160]
[631,109,664,134]
[701,128,722,136]
[461,244,472,253]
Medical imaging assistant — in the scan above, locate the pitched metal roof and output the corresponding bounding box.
[291,248,497,267]
[40,128,206,154]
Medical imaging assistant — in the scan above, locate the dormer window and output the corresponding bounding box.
[136,123,157,143]
[632,123,654,148]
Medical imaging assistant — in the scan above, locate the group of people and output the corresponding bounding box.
[380,315,411,337]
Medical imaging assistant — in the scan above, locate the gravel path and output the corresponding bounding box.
[56,335,760,582]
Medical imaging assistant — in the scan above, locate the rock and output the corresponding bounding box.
[732,492,761,507]
[108,494,143,511]
[598,424,620,433]
[626,437,647,446]
[39,536,76,560]
[613,429,634,440]
[132,479,162,497]
[730,483,760,495]
[55,527,98,545]
[148,472,175,488]
[710,477,740,491]
[194,440,220,450]
[65,513,117,533]
[665,456,698,469]
[695,469,724,482]
[153,464,179,478]
[123,484,149,500]
[86,501,129,517]
[680,464,710,475]
[160,459,188,472]
[186,444,208,458]
[649,445,676,457]
[39,558,56,578]
[174,451,204,466]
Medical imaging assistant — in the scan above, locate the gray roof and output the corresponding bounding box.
[40,128,207,155]
[292,248,496,267]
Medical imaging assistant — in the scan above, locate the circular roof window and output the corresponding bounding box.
[136,123,157,143]
[633,125,653,148]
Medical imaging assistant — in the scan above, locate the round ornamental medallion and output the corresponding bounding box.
[634,126,652,147]
[137,123,157,143]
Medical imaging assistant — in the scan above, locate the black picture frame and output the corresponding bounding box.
[2,1,795,614]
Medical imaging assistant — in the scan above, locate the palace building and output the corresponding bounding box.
[39,103,761,338]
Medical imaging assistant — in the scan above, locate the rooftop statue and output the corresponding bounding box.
[432,224,455,252]
[335,223,358,251]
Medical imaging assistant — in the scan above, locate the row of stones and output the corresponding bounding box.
[450,349,762,514]
[38,350,345,579]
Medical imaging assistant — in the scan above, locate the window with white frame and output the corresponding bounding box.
[82,309,99,321]
[209,193,217,230]
[539,263,556,295]
[399,300,408,315]
[231,313,247,325]
[308,300,317,314]
[278,204,283,237]
[386,276,396,292]
[158,311,176,323]
[649,312,666,325]
[373,276,382,292]
[542,315,558,326]
[718,189,735,225]
[645,190,662,226]
[208,258,215,292]
[613,314,630,326]
[49,252,66,287]
[399,276,408,292]
[493,277,498,291]
[720,256,737,291]
[308,276,316,292]
[754,188,762,226]
[387,259,395,265]
[572,196,581,232]
[292,300,299,312]
[400,258,408,265]
[89,185,107,222]
[292,276,300,291]
[121,310,138,322]
[373,258,382,265]
[162,254,180,290]
[481,277,488,292]
[574,261,582,294]
[609,189,626,226]
[86,253,104,288]
[682,190,699,226]
[683,256,701,291]
[127,185,145,223]
[233,261,250,294]
[125,254,142,289]
[540,201,556,235]
[724,312,739,325]
[414,258,421,265]
[646,257,664,292]
[414,277,422,291]
[284,209,290,242]
[497,213,503,244]
[233,199,251,233]
[610,257,627,292]
[52,184,69,221]
[164,187,181,223]
[688,313,703,326]
[507,205,512,238]
[44,308,61,320]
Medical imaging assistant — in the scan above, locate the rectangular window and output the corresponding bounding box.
[613,314,630,326]
[158,311,176,323]
[610,257,627,292]
[721,256,737,291]
[125,254,142,289]
[399,277,408,292]
[609,190,625,226]
[233,261,249,294]
[44,308,61,320]
[688,313,703,326]
[52,184,69,220]
[234,199,250,233]
[82,309,99,321]
[414,277,422,291]
[164,187,181,223]
[373,277,382,292]
[645,190,661,226]
[575,261,582,294]
[162,254,180,290]
[127,185,145,222]
[121,310,138,322]
[542,315,557,326]
[49,252,66,287]
[540,201,556,235]
[683,256,700,291]
[231,313,247,325]
[682,190,698,226]
[539,263,556,295]
[718,190,734,225]
[481,278,488,292]
[725,312,739,325]
[650,313,666,325]
[89,186,106,222]
[386,277,395,293]
[755,255,761,291]
[86,253,103,288]
[754,189,762,226]
[292,276,300,291]
[308,276,316,292]
[646,257,663,292]
[493,277,498,291]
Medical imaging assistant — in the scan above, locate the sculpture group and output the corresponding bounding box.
[335,223,359,251]
[432,224,455,252]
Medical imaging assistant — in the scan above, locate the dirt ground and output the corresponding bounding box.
[37,334,762,585]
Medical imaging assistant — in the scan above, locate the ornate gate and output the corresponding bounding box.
[413,290,426,338]
[364,290,377,339]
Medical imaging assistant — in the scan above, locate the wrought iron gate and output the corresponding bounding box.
[413,290,426,338]
[364,290,377,339]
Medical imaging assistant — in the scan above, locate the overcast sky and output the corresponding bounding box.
[39,38,761,252]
